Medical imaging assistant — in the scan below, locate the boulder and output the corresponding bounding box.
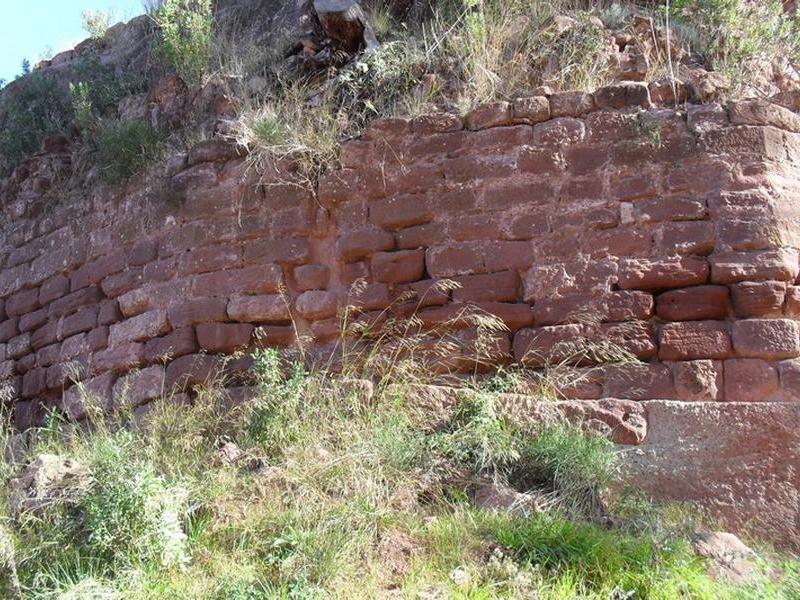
[8,454,90,518]
[693,531,757,584]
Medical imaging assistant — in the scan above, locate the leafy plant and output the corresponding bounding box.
[153,0,214,84]
[0,72,71,176]
[81,9,112,39]
[94,119,166,182]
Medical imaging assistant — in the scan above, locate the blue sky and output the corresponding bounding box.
[1,0,145,83]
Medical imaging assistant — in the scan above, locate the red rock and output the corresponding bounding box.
[619,256,709,290]
[48,287,104,318]
[30,321,56,350]
[243,238,310,265]
[186,139,243,166]
[336,229,395,262]
[168,298,228,328]
[7,333,31,359]
[21,367,48,398]
[426,241,534,277]
[112,365,166,408]
[524,259,618,302]
[87,326,109,352]
[656,286,729,321]
[565,145,608,175]
[513,324,584,367]
[5,288,40,317]
[533,117,585,145]
[227,295,290,323]
[672,360,723,401]
[686,102,729,133]
[605,363,675,400]
[371,250,425,284]
[128,239,158,266]
[294,264,329,291]
[39,275,70,306]
[635,196,706,223]
[549,91,594,117]
[295,290,339,320]
[533,291,653,325]
[465,101,512,130]
[778,358,800,400]
[58,307,97,340]
[192,265,283,296]
[609,172,658,201]
[101,268,144,298]
[731,319,800,360]
[70,252,127,291]
[724,359,779,401]
[195,322,252,353]
[659,321,732,360]
[0,318,19,343]
[731,281,786,317]
[253,325,295,348]
[518,147,564,174]
[786,286,800,316]
[144,328,197,363]
[728,99,800,132]
[165,353,222,391]
[61,372,115,419]
[182,244,242,274]
[658,221,715,255]
[411,112,463,134]
[61,333,89,360]
[109,310,171,346]
[471,302,534,331]
[451,271,520,303]
[18,309,48,333]
[593,82,651,109]
[369,195,433,230]
[98,300,123,326]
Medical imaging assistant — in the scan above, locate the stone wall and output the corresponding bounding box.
[3,82,800,428]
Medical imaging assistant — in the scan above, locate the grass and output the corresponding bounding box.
[2,341,799,598]
[93,119,167,183]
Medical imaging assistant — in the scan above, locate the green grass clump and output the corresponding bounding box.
[1,348,798,598]
[94,119,166,182]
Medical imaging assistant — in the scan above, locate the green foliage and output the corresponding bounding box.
[153,0,214,84]
[0,72,70,176]
[81,9,112,39]
[81,432,190,569]
[670,0,800,91]
[69,81,94,133]
[94,119,166,182]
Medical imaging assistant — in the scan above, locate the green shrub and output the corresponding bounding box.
[670,0,800,92]
[81,9,112,39]
[153,0,214,84]
[0,72,71,176]
[81,433,190,569]
[94,119,166,182]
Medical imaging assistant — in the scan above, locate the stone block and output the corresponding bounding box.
[731,281,786,317]
[227,295,290,323]
[109,310,170,346]
[656,286,729,321]
[336,229,395,262]
[294,264,329,291]
[672,360,723,401]
[724,359,779,401]
[605,363,675,400]
[619,256,709,290]
[112,365,166,408]
[144,327,197,363]
[196,322,254,353]
[295,291,339,320]
[371,250,425,284]
[168,298,228,328]
[659,321,732,360]
[731,319,800,360]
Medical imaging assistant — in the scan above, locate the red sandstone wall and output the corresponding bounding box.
[3,82,800,428]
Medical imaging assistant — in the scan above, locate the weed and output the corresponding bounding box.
[0,72,71,176]
[94,119,166,182]
[82,9,112,39]
[153,0,214,84]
